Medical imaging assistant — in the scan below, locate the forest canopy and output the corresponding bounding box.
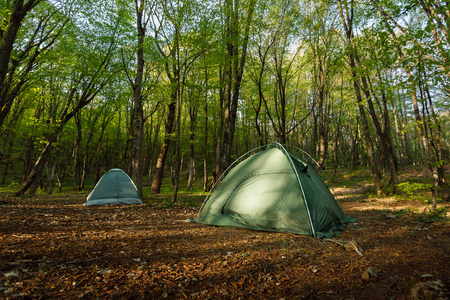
[0,0,448,205]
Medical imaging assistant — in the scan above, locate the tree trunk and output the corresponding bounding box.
[47,143,59,195]
[0,1,62,131]
[15,134,56,196]
[130,95,144,197]
[187,113,197,190]
[219,0,256,173]
[381,13,442,209]
[171,59,182,204]
[358,61,398,189]
[129,0,147,197]
[213,70,224,184]
[316,68,328,169]
[21,136,35,184]
[203,71,209,192]
[146,120,160,186]
[151,100,176,194]
[422,66,445,185]
[337,0,383,194]
[0,0,36,127]
[73,112,82,190]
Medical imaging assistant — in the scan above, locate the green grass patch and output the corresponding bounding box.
[142,176,207,207]
[328,167,373,188]
[394,181,435,203]
[394,207,448,224]
[397,181,433,196]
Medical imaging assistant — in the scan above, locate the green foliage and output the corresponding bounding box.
[397,181,433,200]
[7,181,21,190]
[415,208,448,223]
[394,207,448,224]
[1,0,449,200]
[393,207,415,218]
[279,239,289,247]
[0,6,11,32]
[328,167,373,188]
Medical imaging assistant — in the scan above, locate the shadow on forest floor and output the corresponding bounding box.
[0,178,449,299]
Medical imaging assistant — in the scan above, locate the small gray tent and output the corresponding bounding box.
[190,143,355,238]
[85,169,142,206]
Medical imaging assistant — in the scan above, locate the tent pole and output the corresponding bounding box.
[276,143,317,237]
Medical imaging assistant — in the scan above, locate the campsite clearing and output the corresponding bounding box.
[0,166,449,299]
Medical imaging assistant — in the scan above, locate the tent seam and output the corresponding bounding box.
[276,143,317,237]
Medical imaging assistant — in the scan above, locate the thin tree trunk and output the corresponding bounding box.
[171,56,182,204]
[0,0,42,129]
[151,100,176,194]
[47,144,59,195]
[16,136,55,196]
[369,73,399,188]
[129,0,147,197]
[187,115,197,190]
[219,0,256,173]
[337,0,383,194]
[73,112,82,190]
[422,67,445,184]
[203,71,209,192]
[382,14,441,209]
[213,71,224,184]
[22,136,35,184]
[147,121,160,186]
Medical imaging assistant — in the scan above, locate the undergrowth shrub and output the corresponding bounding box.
[397,181,433,196]
[394,207,448,223]
[396,181,434,203]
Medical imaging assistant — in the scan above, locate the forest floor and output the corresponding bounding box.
[0,167,449,299]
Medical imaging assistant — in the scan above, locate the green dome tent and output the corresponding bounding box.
[190,144,355,238]
[85,169,142,206]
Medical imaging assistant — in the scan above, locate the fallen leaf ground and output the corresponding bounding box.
[0,169,449,299]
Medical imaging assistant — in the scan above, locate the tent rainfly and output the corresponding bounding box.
[189,144,356,238]
[85,169,142,206]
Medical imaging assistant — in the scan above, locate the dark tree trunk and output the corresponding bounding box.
[219,0,256,174]
[15,134,56,196]
[203,103,209,192]
[151,100,176,194]
[73,112,82,190]
[187,103,198,190]
[128,0,147,197]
